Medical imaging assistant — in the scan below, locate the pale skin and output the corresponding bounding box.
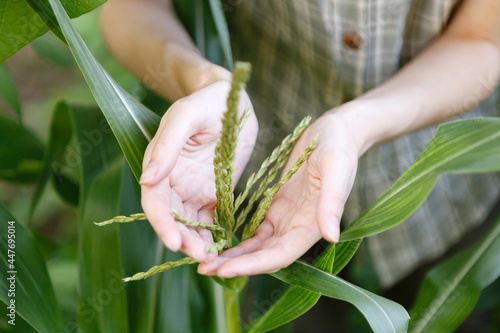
[101,0,500,277]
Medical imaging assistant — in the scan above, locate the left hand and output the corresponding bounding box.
[198,110,364,277]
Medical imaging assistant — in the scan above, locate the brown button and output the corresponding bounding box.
[343,32,360,49]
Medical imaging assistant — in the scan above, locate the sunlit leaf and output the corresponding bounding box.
[272,260,409,333]
[341,118,500,241]
[47,0,161,181]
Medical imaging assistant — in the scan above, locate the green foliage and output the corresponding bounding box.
[48,0,161,181]
[341,118,500,241]
[0,114,44,183]
[272,260,410,333]
[0,203,63,333]
[0,64,22,123]
[409,214,500,333]
[2,0,500,332]
[0,0,106,62]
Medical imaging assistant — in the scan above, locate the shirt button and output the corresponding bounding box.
[343,32,361,49]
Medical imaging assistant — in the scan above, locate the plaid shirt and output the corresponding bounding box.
[227,0,500,287]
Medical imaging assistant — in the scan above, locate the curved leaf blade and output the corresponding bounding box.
[341,118,500,241]
[245,245,336,333]
[272,260,409,333]
[0,203,63,333]
[409,214,500,333]
[48,0,161,181]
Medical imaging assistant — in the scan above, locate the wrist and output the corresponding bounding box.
[163,42,232,100]
[324,101,380,157]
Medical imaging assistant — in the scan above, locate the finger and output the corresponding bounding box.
[197,223,273,274]
[197,207,217,247]
[177,222,208,262]
[211,227,317,277]
[316,151,356,243]
[141,179,182,252]
[140,107,194,185]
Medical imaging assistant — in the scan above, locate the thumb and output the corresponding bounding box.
[316,153,354,243]
[140,108,194,185]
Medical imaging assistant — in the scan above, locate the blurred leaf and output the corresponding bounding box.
[68,103,128,332]
[30,32,75,67]
[174,0,233,69]
[0,202,63,332]
[409,215,500,333]
[52,173,79,205]
[48,0,161,181]
[0,0,106,62]
[207,0,233,69]
[78,161,129,332]
[341,118,500,241]
[272,260,409,333]
[30,101,74,220]
[118,163,161,333]
[0,63,22,123]
[0,114,44,183]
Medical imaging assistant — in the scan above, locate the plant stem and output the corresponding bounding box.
[224,288,242,333]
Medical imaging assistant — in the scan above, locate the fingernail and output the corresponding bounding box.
[140,162,158,184]
[326,217,340,243]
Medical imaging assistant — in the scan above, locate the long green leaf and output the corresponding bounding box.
[67,103,128,332]
[47,0,161,181]
[0,64,22,123]
[174,0,232,68]
[0,202,63,332]
[272,260,410,333]
[0,114,44,183]
[245,245,335,333]
[409,214,500,333]
[207,0,233,69]
[341,118,500,241]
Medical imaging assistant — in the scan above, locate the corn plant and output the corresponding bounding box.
[1,1,500,333]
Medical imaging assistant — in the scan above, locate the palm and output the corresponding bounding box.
[141,81,258,262]
[198,114,360,277]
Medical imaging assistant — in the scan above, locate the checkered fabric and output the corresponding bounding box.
[226,0,500,287]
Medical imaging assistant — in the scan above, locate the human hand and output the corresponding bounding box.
[198,111,365,277]
[140,80,258,262]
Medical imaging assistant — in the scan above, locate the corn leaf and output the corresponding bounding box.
[174,0,233,69]
[341,118,500,241]
[245,245,335,333]
[409,214,500,333]
[47,0,161,181]
[272,260,410,333]
[67,103,129,332]
[0,203,63,332]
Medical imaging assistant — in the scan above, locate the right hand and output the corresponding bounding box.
[140,80,258,262]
